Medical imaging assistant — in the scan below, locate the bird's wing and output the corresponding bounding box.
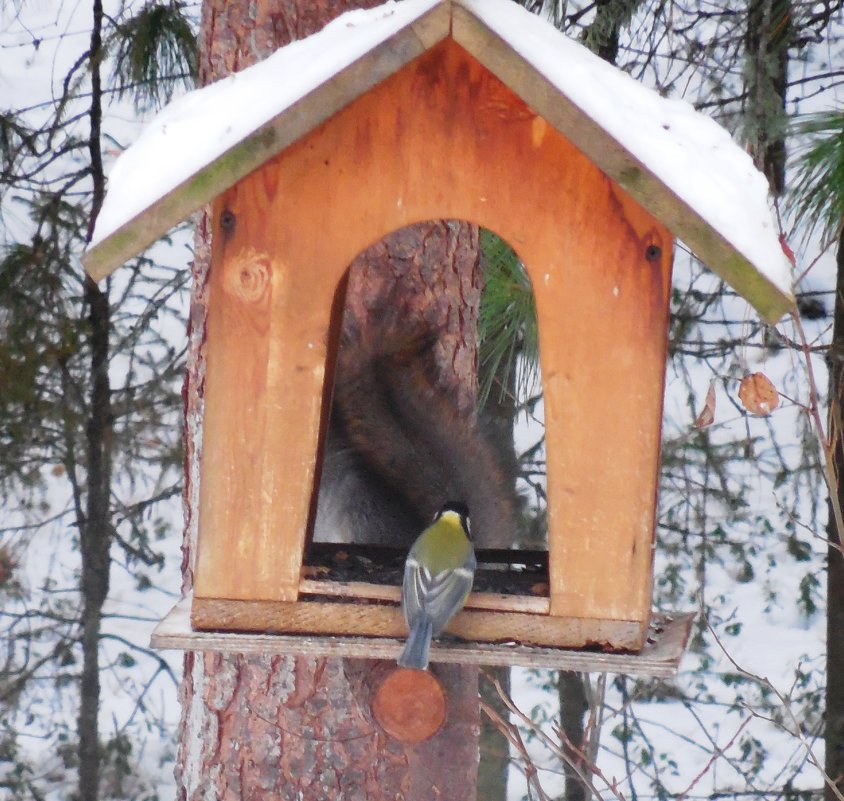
[417,565,474,636]
[402,557,426,626]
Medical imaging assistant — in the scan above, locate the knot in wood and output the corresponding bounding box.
[225,249,271,304]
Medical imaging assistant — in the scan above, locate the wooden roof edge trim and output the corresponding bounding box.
[81,2,452,282]
[607,156,795,322]
[654,199,796,323]
[452,4,795,324]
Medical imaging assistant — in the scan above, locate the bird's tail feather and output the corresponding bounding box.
[397,617,433,670]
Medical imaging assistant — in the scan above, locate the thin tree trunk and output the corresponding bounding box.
[563,11,643,799]
[826,228,844,801]
[478,668,511,801]
[79,1,111,798]
[177,3,482,798]
[583,0,644,64]
[744,0,792,194]
[558,672,589,801]
[476,288,520,801]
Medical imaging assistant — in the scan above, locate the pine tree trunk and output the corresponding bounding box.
[176,2,482,797]
[558,672,589,801]
[744,0,791,193]
[583,0,645,64]
[478,668,511,801]
[475,297,519,801]
[826,229,844,801]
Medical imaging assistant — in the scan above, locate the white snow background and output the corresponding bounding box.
[2,0,836,799]
[1,2,189,798]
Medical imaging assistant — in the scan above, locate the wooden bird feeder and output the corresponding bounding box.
[83,0,794,676]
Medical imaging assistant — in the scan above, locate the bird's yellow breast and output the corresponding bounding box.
[415,515,472,574]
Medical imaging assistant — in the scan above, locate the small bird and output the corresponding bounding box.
[397,501,476,670]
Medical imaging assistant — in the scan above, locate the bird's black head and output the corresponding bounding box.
[436,501,471,537]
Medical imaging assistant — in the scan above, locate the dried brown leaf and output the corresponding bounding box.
[694,381,717,428]
[738,372,779,416]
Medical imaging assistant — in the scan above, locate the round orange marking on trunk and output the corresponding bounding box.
[372,667,447,744]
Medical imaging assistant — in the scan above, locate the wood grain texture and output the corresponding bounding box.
[298,579,551,613]
[155,597,694,677]
[191,40,671,642]
[372,668,447,743]
[191,597,648,650]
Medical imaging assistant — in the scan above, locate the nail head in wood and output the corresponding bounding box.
[219,209,236,233]
[645,243,662,262]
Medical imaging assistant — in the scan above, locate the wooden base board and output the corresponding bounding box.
[151,597,694,677]
[191,595,647,650]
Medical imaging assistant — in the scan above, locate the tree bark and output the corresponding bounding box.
[475,270,520,801]
[338,220,482,417]
[583,0,644,64]
[558,672,589,801]
[79,1,111,798]
[478,669,511,801]
[744,0,792,194]
[177,3,483,798]
[826,228,844,801]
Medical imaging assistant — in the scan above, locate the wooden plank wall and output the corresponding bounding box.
[192,39,673,645]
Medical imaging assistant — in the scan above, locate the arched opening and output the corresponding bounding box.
[304,219,549,605]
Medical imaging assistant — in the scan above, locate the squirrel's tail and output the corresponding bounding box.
[329,322,520,548]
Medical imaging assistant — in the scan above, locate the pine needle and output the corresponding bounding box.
[788,109,844,247]
[478,229,540,410]
[108,1,197,112]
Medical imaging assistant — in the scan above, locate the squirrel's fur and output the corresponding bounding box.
[313,313,520,549]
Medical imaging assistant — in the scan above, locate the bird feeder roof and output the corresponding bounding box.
[83,0,794,322]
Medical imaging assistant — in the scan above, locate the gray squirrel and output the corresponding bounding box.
[312,305,520,550]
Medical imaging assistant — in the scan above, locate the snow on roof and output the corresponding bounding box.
[89,0,442,250]
[85,0,794,320]
[457,0,793,303]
